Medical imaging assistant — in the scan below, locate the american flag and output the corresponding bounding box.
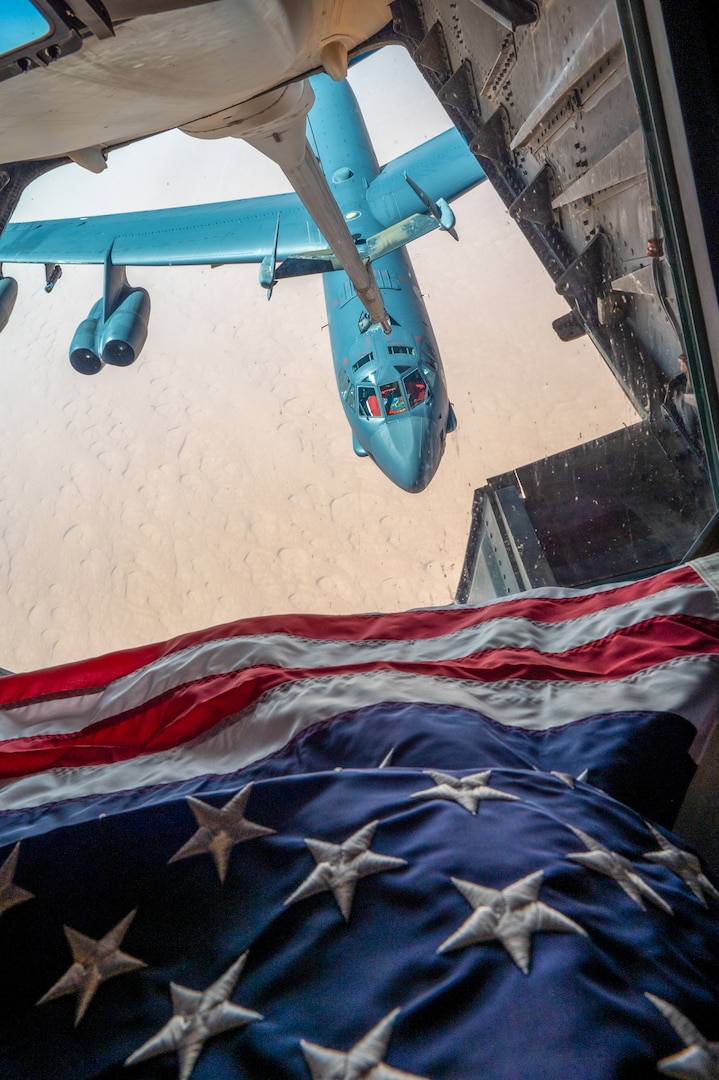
[1,559,719,1078]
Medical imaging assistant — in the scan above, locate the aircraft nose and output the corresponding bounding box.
[368,416,441,493]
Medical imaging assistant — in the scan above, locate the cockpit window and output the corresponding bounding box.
[358,386,381,418]
[420,361,437,390]
[380,382,407,416]
[403,370,428,409]
[388,345,416,356]
[352,352,374,374]
[338,368,356,411]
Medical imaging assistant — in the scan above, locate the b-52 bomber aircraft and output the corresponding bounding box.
[0,72,484,491]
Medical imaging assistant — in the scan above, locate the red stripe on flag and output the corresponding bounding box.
[0,566,704,707]
[1,613,717,780]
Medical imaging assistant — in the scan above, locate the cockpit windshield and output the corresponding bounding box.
[403,369,428,409]
[358,386,381,418]
[380,382,407,416]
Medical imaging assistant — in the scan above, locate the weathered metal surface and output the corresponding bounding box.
[0,158,70,236]
[551,127,645,208]
[405,0,708,485]
[437,59,481,125]
[479,33,516,102]
[415,21,451,75]
[467,0,537,32]
[508,163,554,224]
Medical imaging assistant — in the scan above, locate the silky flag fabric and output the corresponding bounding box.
[1,557,719,1078]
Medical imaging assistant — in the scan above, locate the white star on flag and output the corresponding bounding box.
[125,952,261,1080]
[566,826,673,914]
[410,770,520,814]
[168,783,275,883]
[643,823,719,907]
[284,820,406,921]
[438,870,587,973]
[0,842,33,918]
[301,1008,429,1080]
[37,909,145,1024]
[646,992,719,1079]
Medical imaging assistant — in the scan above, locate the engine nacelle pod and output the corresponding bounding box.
[0,276,18,333]
[101,288,150,366]
[69,299,104,375]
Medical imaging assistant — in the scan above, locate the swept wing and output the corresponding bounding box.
[0,129,483,270]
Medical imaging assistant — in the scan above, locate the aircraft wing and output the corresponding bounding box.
[0,192,323,267]
[367,128,486,228]
[0,129,484,271]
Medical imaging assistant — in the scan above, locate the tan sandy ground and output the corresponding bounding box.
[0,47,637,671]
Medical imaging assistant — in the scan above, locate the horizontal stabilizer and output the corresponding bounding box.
[367,127,486,227]
[366,201,456,262]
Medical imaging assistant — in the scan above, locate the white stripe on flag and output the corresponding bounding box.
[0,580,714,741]
[2,654,718,812]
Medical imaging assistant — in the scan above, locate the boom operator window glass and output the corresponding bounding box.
[0,0,51,55]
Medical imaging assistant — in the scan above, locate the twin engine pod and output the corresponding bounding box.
[0,275,18,333]
[70,287,151,375]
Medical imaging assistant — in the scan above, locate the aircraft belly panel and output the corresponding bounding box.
[0,0,391,164]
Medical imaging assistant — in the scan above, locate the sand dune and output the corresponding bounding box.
[0,47,637,670]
